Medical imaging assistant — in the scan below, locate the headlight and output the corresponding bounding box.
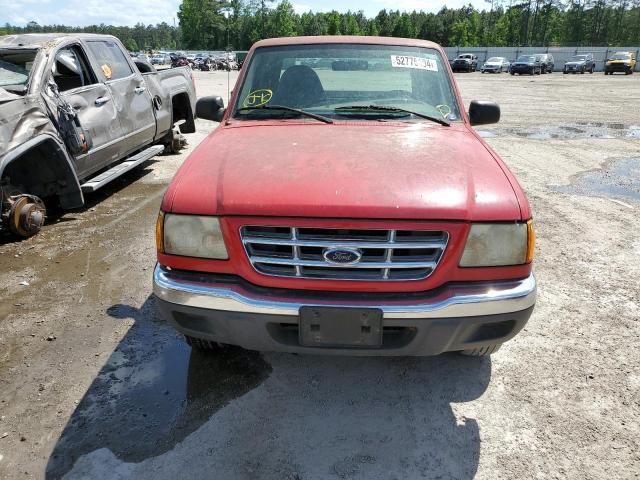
[460,221,534,267]
[158,213,228,259]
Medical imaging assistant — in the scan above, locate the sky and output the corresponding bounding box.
[1,0,488,28]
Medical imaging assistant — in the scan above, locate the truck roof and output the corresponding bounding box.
[252,36,442,50]
[0,33,117,49]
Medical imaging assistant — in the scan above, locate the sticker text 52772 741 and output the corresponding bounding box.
[390,55,438,72]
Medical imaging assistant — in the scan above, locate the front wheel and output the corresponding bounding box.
[460,344,502,356]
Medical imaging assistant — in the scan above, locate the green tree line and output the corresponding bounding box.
[2,0,639,51]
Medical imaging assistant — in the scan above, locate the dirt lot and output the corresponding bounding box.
[0,70,639,480]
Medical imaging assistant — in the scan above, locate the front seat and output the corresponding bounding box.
[271,65,326,108]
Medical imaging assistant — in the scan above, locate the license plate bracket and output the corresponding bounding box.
[299,307,383,348]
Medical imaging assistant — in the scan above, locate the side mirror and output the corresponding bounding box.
[196,96,225,122]
[469,100,500,126]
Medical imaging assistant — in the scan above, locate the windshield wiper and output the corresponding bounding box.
[334,105,450,126]
[237,105,333,124]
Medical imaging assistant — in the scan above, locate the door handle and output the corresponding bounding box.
[95,96,110,106]
[134,86,146,94]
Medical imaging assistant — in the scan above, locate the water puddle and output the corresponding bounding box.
[554,158,640,203]
[478,123,640,140]
[46,298,272,478]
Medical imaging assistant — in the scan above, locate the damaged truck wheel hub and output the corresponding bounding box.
[9,195,46,237]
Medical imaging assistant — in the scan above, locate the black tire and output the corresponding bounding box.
[185,335,223,351]
[460,344,502,356]
[510,72,515,76]
[563,70,568,74]
[589,66,594,74]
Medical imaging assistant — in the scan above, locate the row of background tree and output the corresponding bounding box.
[2,0,639,52]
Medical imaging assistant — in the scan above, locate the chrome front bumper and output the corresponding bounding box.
[153,265,536,319]
[153,266,536,354]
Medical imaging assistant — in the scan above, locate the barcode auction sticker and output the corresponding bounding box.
[390,55,438,71]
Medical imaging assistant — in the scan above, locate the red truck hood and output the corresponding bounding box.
[165,121,523,221]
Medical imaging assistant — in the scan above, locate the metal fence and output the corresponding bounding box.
[443,46,640,72]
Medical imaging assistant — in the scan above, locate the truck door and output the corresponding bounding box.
[50,45,123,178]
[84,39,156,158]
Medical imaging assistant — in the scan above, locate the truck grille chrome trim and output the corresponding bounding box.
[240,226,449,281]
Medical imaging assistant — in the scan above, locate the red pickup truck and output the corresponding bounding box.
[153,36,536,357]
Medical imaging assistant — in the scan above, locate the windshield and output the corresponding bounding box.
[611,53,630,60]
[570,55,588,61]
[517,55,535,62]
[0,49,37,93]
[234,43,460,122]
[487,57,501,62]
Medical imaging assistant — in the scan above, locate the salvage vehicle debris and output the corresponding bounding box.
[153,36,537,357]
[0,33,197,238]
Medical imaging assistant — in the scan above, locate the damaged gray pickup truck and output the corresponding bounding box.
[0,33,196,237]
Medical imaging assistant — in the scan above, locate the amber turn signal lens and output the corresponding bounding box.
[155,211,165,254]
[526,219,535,263]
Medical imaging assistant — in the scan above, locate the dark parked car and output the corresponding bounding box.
[563,53,595,74]
[535,53,554,73]
[451,53,478,72]
[510,55,542,75]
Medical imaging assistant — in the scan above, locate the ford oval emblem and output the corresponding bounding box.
[323,247,363,265]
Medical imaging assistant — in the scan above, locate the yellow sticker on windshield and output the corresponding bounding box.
[436,104,451,118]
[101,64,113,80]
[243,89,273,108]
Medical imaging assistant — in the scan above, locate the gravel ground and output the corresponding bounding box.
[0,70,639,480]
